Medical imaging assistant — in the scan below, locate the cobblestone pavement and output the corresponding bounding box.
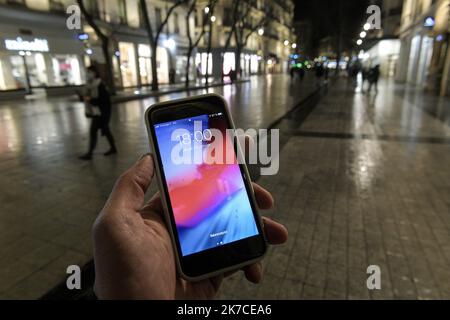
[0,74,315,299]
[217,79,450,300]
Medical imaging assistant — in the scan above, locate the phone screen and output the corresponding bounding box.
[154,112,260,257]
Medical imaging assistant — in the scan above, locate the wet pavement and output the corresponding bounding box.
[0,73,316,299]
[217,78,450,299]
[1,73,449,299]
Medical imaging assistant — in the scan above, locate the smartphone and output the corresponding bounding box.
[145,93,267,281]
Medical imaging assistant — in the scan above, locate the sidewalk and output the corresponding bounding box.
[113,78,249,103]
[217,78,450,299]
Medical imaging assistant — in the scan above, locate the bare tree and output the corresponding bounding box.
[184,0,208,88]
[204,0,219,86]
[232,0,267,77]
[77,0,115,95]
[219,0,239,82]
[140,0,187,91]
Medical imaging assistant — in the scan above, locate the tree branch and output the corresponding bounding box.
[139,0,155,44]
[155,0,188,42]
[77,0,107,42]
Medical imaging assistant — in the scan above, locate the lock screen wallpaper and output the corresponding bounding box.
[154,113,259,256]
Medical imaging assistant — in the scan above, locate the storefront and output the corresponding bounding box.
[0,36,84,92]
[220,52,261,77]
[361,39,400,78]
[118,42,138,88]
[117,41,170,87]
[195,52,213,76]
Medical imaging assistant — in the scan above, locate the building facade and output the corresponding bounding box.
[0,0,295,97]
[194,0,295,78]
[359,0,403,78]
[0,0,195,96]
[0,0,86,94]
[396,0,450,96]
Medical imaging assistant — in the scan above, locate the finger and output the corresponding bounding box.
[209,274,223,292]
[145,192,163,212]
[140,192,164,219]
[105,154,154,213]
[252,183,274,210]
[224,269,239,278]
[263,217,288,245]
[243,262,263,284]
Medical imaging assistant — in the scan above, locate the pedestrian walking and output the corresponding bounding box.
[79,66,117,160]
[367,65,380,93]
[290,67,295,80]
[362,67,369,88]
[169,68,176,84]
[315,63,325,87]
[298,67,305,82]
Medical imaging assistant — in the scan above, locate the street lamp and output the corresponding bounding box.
[291,43,297,49]
[360,31,367,38]
[283,40,289,46]
[210,15,216,22]
[363,23,370,31]
[356,39,363,46]
[258,28,264,36]
[204,6,209,14]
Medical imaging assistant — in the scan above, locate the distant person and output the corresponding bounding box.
[367,65,380,93]
[315,63,325,86]
[362,67,369,88]
[229,69,237,83]
[290,67,295,79]
[299,67,305,82]
[350,63,360,87]
[169,68,176,84]
[79,65,117,160]
[196,63,202,80]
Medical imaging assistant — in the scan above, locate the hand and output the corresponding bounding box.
[93,154,288,299]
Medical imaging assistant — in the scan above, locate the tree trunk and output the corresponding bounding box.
[335,0,343,76]
[77,0,115,95]
[101,40,115,95]
[235,46,242,78]
[221,31,234,83]
[150,43,159,91]
[139,0,159,91]
[185,47,192,88]
[205,18,214,87]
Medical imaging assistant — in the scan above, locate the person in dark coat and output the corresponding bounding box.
[79,66,117,160]
[367,64,380,93]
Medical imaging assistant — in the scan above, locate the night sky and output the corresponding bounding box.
[294,0,371,54]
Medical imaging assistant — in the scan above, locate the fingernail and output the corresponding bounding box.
[139,153,151,161]
[257,262,263,275]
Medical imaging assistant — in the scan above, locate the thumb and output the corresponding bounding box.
[104,154,155,213]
